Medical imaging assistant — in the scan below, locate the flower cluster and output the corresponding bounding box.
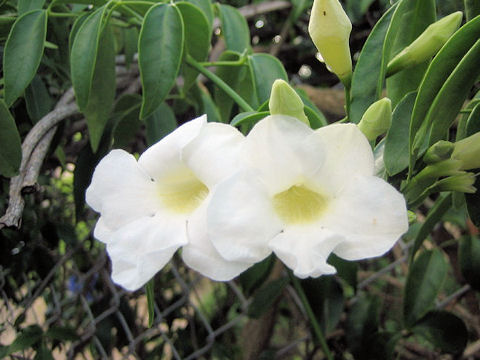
[86,114,409,291]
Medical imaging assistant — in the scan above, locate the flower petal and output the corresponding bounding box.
[320,175,408,260]
[182,198,253,280]
[270,226,342,278]
[93,217,113,243]
[310,123,374,193]
[107,214,187,291]
[243,115,325,194]
[207,171,282,263]
[182,122,245,188]
[85,150,159,231]
[138,115,207,179]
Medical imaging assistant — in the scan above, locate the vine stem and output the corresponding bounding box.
[287,270,334,360]
[185,54,254,113]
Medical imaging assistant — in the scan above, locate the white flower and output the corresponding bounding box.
[207,115,409,278]
[86,115,252,291]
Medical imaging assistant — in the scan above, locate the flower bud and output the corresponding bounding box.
[433,172,476,194]
[357,98,392,141]
[387,12,463,76]
[452,132,480,170]
[269,79,310,125]
[308,0,352,85]
[423,140,455,164]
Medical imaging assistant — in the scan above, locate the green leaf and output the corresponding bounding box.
[4,325,43,355]
[458,235,480,291]
[0,100,22,177]
[248,277,288,318]
[84,26,116,152]
[350,4,396,124]
[190,84,222,123]
[18,0,45,14]
[139,3,184,118]
[385,0,436,107]
[25,75,54,123]
[346,295,380,357]
[112,94,142,149]
[217,4,250,53]
[45,326,78,341]
[68,12,88,54]
[327,254,357,290]
[3,9,47,106]
[248,53,288,105]
[144,102,177,146]
[146,279,155,327]
[239,255,275,296]
[177,2,211,91]
[230,111,269,127]
[124,26,138,69]
[384,92,416,176]
[412,310,467,353]
[410,16,480,165]
[404,249,448,327]
[301,277,344,333]
[34,345,54,360]
[295,88,328,129]
[464,102,480,225]
[70,6,106,110]
[465,0,480,21]
[187,0,213,29]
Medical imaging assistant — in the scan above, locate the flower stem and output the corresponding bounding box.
[288,270,334,360]
[185,54,254,113]
[344,83,351,121]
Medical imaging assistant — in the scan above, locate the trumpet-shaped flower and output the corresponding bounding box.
[86,115,252,290]
[207,115,408,278]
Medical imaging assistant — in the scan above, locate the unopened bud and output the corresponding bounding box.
[433,172,476,194]
[308,0,352,85]
[452,132,480,170]
[357,98,392,141]
[387,12,463,76]
[424,140,454,164]
[269,79,309,125]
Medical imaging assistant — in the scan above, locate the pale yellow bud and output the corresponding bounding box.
[357,98,392,141]
[387,12,463,76]
[269,79,310,125]
[308,0,352,84]
[452,132,480,170]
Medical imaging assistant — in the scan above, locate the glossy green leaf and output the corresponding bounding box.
[247,277,288,318]
[239,255,275,296]
[68,12,88,54]
[301,276,344,333]
[112,94,142,149]
[217,4,250,53]
[248,53,288,105]
[138,3,184,118]
[404,249,448,327]
[464,103,480,226]
[144,102,177,146]
[410,16,480,165]
[0,100,22,177]
[190,84,222,123]
[465,0,480,21]
[350,4,396,124]
[187,0,213,30]
[146,279,155,327]
[18,0,45,14]
[177,2,211,91]
[458,235,480,291]
[327,253,357,290]
[124,26,138,69]
[230,111,269,127]
[25,75,54,123]
[412,310,467,353]
[70,6,106,110]
[3,9,47,106]
[0,16,15,41]
[56,0,107,4]
[384,92,416,176]
[385,0,435,106]
[84,26,116,152]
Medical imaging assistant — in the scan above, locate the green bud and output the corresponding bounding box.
[308,0,352,85]
[357,98,392,141]
[452,132,480,170]
[269,79,310,125]
[433,172,476,194]
[387,12,463,76]
[407,210,417,224]
[423,140,455,164]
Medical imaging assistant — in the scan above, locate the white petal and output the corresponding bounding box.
[107,214,187,291]
[138,115,207,179]
[310,123,374,194]
[182,198,253,280]
[182,123,245,188]
[207,171,282,263]
[243,115,325,194]
[320,175,408,260]
[93,217,113,243]
[270,226,342,278]
[85,150,159,231]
